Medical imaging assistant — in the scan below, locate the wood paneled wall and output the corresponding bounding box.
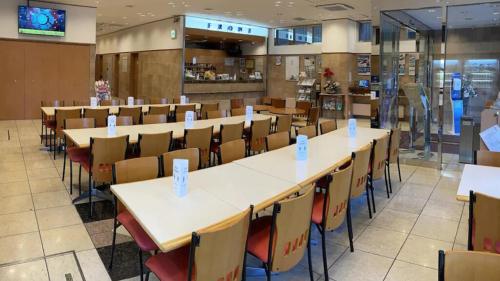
[0,39,93,120]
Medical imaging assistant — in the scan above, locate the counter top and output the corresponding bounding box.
[184,79,263,84]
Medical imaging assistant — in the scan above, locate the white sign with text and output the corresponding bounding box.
[173,159,189,197]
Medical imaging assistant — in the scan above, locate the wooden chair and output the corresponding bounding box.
[149,97,168,104]
[73,100,90,106]
[297,125,317,139]
[80,135,129,217]
[101,99,120,106]
[468,191,500,253]
[52,108,81,159]
[387,128,402,182]
[149,106,171,116]
[266,132,290,151]
[231,98,244,109]
[293,101,312,122]
[206,110,226,119]
[175,104,196,122]
[248,118,272,155]
[219,139,246,165]
[312,160,354,279]
[62,118,95,195]
[138,132,172,157]
[350,145,374,218]
[475,151,500,167]
[84,108,109,127]
[145,206,253,281]
[230,108,245,116]
[116,116,133,126]
[110,157,160,280]
[369,134,391,208]
[172,97,181,104]
[275,114,292,134]
[143,114,167,125]
[41,100,64,145]
[200,103,219,119]
[119,107,142,125]
[292,107,320,128]
[184,126,213,168]
[135,99,145,105]
[271,98,286,108]
[247,185,315,281]
[262,97,272,105]
[320,120,337,134]
[211,122,244,165]
[161,148,200,177]
[438,250,500,281]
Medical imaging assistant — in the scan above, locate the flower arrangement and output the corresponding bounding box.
[323,67,335,79]
[95,80,111,102]
[323,68,340,94]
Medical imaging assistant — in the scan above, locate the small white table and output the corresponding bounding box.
[457,164,500,202]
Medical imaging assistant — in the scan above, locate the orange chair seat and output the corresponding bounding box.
[67,147,89,163]
[311,193,325,225]
[145,245,190,281]
[247,216,272,263]
[46,120,56,129]
[117,210,158,252]
[315,176,329,189]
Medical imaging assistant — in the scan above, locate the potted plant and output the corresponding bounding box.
[323,68,340,94]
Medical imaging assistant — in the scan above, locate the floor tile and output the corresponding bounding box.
[0,194,33,215]
[421,200,463,222]
[0,232,44,264]
[429,186,459,203]
[0,170,28,183]
[329,250,393,281]
[371,208,418,233]
[27,168,60,181]
[40,224,94,256]
[385,260,437,281]
[454,222,468,246]
[386,195,427,215]
[76,249,112,281]
[0,161,25,173]
[0,211,38,237]
[33,191,71,210]
[29,178,66,194]
[0,181,30,197]
[25,159,55,170]
[0,259,49,281]
[355,226,407,258]
[298,241,347,275]
[397,235,453,269]
[46,253,84,281]
[397,183,434,199]
[36,205,82,230]
[411,215,459,242]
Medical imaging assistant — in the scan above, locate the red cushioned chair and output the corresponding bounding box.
[110,156,161,281]
[145,206,253,281]
[311,159,354,280]
[247,185,315,281]
[468,191,500,254]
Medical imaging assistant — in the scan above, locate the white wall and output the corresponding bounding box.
[97,17,184,54]
[0,0,96,44]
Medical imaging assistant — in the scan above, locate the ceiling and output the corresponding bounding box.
[47,0,372,35]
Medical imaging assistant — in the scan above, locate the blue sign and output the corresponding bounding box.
[185,16,268,37]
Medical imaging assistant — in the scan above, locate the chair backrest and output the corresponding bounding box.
[476,151,500,167]
[262,97,272,105]
[271,98,286,108]
[438,250,500,281]
[201,103,219,119]
[64,118,95,147]
[84,108,109,127]
[149,105,170,115]
[206,110,226,119]
[322,161,353,231]
[250,118,272,152]
[371,134,390,180]
[172,97,181,104]
[101,99,120,106]
[135,99,145,105]
[142,114,167,125]
[113,156,160,214]
[220,122,244,144]
[138,132,172,157]
[297,125,317,139]
[230,98,244,109]
[116,116,133,126]
[162,148,200,177]
[73,100,89,106]
[219,139,246,164]
[389,128,401,163]
[230,108,245,117]
[470,192,500,254]
[275,115,292,134]
[320,120,337,134]
[119,107,142,125]
[175,104,196,122]
[269,185,315,272]
[350,145,372,198]
[295,101,311,117]
[190,207,252,281]
[42,100,64,107]
[307,107,320,126]
[184,126,213,167]
[266,132,290,151]
[149,97,168,104]
[55,109,81,137]
[90,135,129,183]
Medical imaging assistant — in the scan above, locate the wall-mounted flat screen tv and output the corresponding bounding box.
[18,6,66,37]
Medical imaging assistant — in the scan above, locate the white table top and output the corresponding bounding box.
[457,164,500,201]
[63,114,275,148]
[41,103,201,116]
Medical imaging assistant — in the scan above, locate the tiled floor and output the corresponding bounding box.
[0,119,468,281]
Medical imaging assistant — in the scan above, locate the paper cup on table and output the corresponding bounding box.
[173,159,189,197]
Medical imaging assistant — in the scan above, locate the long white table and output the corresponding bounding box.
[63,114,276,148]
[110,126,388,251]
[457,164,500,201]
[41,103,201,117]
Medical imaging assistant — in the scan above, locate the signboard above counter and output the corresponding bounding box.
[185,16,268,37]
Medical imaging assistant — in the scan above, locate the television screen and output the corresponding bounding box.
[18,6,66,36]
[359,80,370,88]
